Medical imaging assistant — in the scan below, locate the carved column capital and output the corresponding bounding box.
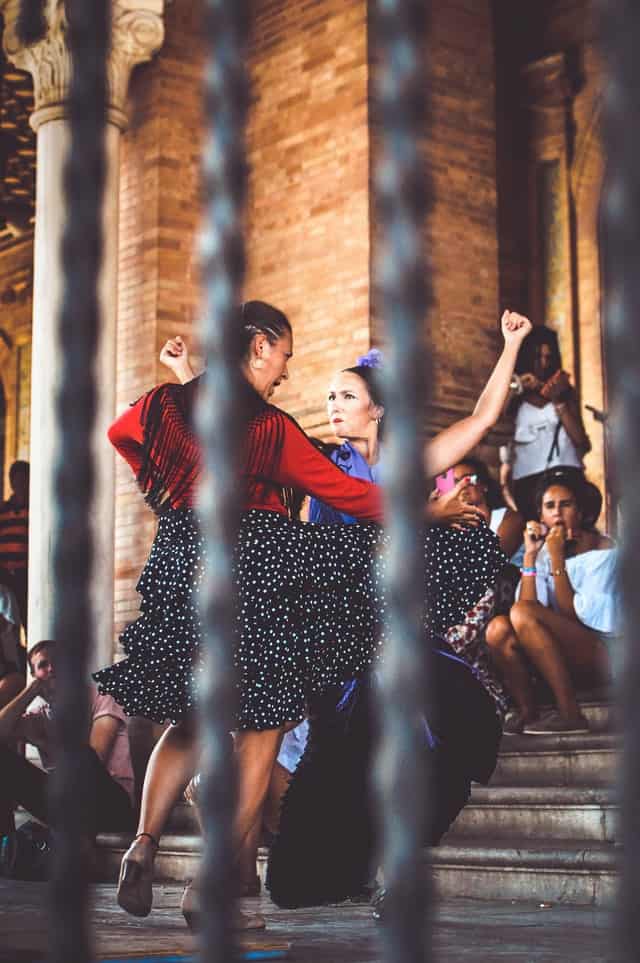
[0,0,165,131]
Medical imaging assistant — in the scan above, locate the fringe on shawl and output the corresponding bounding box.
[136,376,303,518]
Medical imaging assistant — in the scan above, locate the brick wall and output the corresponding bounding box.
[244,0,371,436]
[419,1,501,444]
[0,239,33,497]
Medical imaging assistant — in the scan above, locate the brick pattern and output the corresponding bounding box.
[244,0,371,435]
[418,2,502,439]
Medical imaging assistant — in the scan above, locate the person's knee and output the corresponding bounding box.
[509,600,540,635]
[485,616,513,651]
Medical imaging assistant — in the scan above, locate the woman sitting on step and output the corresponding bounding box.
[485,471,618,736]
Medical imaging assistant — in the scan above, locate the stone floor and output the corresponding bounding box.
[0,880,612,962]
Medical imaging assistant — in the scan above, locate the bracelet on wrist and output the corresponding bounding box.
[552,566,567,577]
[520,566,537,577]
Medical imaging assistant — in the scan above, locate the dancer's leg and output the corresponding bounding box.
[181,728,282,932]
[237,818,262,895]
[118,716,199,917]
[263,761,292,837]
[233,728,283,852]
[137,716,200,839]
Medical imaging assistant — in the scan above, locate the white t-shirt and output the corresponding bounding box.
[512,401,582,480]
[21,683,135,803]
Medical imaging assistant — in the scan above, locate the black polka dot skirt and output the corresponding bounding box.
[93,508,506,729]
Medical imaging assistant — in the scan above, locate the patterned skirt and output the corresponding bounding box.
[93,508,506,729]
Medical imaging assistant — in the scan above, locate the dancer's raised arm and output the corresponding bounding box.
[426,311,532,477]
[159,336,197,384]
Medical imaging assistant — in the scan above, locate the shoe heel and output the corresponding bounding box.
[181,882,200,930]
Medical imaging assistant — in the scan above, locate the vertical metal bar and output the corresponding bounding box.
[599,3,640,960]
[48,1,109,962]
[372,1,432,961]
[197,2,250,961]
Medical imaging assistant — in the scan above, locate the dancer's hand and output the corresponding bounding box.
[160,336,195,384]
[428,478,487,529]
[501,310,532,346]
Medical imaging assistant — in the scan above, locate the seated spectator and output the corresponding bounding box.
[0,581,24,710]
[434,458,525,721]
[0,640,135,857]
[0,460,29,631]
[485,472,617,735]
[449,457,525,562]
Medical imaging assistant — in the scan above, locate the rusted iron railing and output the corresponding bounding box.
[600,2,640,959]
[372,1,432,961]
[46,1,109,961]
[196,2,250,961]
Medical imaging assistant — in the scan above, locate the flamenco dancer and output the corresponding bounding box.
[264,351,515,907]
[94,301,531,927]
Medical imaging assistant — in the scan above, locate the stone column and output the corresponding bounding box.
[1,0,165,667]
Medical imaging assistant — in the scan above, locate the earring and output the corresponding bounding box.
[250,358,265,370]
[376,417,381,426]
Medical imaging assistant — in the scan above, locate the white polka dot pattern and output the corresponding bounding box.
[93,508,506,728]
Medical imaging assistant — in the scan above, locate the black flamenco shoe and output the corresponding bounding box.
[117,832,158,918]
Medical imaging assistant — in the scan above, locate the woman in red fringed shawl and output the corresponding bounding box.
[94,300,532,928]
[95,300,389,926]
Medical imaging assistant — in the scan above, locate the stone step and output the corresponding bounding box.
[447,786,618,843]
[95,833,618,909]
[96,832,202,885]
[492,731,620,787]
[562,699,615,732]
[430,839,618,907]
[165,800,200,834]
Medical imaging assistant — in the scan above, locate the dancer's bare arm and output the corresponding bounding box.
[425,311,532,477]
[159,336,197,384]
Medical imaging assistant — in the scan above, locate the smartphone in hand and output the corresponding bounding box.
[435,468,456,495]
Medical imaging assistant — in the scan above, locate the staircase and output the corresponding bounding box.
[431,692,619,906]
[96,693,619,907]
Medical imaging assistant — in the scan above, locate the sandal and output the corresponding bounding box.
[116,832,158,918]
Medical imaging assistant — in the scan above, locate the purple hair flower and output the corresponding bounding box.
[356,347,384,369]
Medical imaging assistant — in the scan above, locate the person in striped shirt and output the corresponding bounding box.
[0,461,29,631]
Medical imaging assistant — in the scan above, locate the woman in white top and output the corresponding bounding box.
[501,326,590,522]
[485,472,616,735]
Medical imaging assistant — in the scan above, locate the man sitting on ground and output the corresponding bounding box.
[0,640,135,848]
